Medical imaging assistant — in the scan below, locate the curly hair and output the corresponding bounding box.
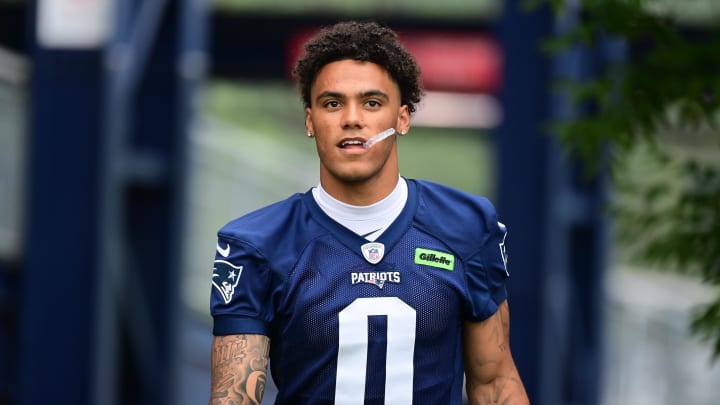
[292,21,424,114]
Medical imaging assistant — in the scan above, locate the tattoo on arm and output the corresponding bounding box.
[488,302,509,354]
[210,335,270,405]
[497,301,510,353]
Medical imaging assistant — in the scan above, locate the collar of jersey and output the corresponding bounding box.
[302,178,419,258]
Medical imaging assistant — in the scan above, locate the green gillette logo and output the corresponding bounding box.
[414,248,454,271]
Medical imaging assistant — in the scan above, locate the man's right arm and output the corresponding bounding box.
[209,334,270,405]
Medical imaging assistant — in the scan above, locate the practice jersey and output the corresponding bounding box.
[211,179,510,405]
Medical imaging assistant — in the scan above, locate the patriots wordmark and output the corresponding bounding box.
[350,271,401,289]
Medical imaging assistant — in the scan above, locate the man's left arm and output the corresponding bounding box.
[463,300,530,405]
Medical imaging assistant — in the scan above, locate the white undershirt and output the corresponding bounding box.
[312,177,408,241]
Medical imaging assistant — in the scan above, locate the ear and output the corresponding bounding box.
[305,107,314,135]
[398,104,410,133]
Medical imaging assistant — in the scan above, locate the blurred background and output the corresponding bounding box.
[1,0,719,404]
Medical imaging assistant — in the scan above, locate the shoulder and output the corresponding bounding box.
[218,192,310,248]
[411,179,500,225]
[409,179,504,250]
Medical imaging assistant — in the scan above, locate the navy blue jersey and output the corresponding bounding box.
[211,179,510,405]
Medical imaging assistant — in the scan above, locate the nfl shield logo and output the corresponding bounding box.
[361,242,385,264]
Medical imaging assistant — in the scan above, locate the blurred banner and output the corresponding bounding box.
[36,0,113,48]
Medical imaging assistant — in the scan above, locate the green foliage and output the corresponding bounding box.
[532,0,720,359]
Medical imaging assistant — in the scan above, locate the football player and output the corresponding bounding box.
[209,21,529,405]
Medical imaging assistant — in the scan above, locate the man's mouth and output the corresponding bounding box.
[339,139,366,149]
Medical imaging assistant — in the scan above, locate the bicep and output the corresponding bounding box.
[210,334,270,405]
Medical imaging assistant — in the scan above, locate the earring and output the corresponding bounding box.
[400,129,407,136]
[307,132,314,138]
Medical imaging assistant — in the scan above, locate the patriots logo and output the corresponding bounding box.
[212,260,243,304]
[366,275,386,289]
[498,222,509,276]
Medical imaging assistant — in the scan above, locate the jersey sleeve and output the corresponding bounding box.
[465,211,510,321]
[210,233,278,336]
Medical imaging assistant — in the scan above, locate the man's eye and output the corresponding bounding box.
[325,100,341,108]
[366,100,381,108]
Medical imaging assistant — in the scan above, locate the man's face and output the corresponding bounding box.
[305,59,409,197]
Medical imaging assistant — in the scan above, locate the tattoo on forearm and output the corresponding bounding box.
[210,335,269,405]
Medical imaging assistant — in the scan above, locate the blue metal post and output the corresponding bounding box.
[93,0,206,404]
[496,2,607,404]
[496,2,553,402]
[17,2,105,404]
[19,0,207,404]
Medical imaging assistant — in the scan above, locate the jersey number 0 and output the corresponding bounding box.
[335,297,417,405]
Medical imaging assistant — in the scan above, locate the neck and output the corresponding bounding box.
[320,171,400,206]
[320,175,399,207]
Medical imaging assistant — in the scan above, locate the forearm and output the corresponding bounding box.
[466,372,529,405]
[209,334,270,405]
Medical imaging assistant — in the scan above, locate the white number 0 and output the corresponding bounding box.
[335,297,416,405]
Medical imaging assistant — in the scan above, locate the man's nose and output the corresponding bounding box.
[341,103,362,129]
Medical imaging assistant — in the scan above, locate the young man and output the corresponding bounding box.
[209,21,529,405]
